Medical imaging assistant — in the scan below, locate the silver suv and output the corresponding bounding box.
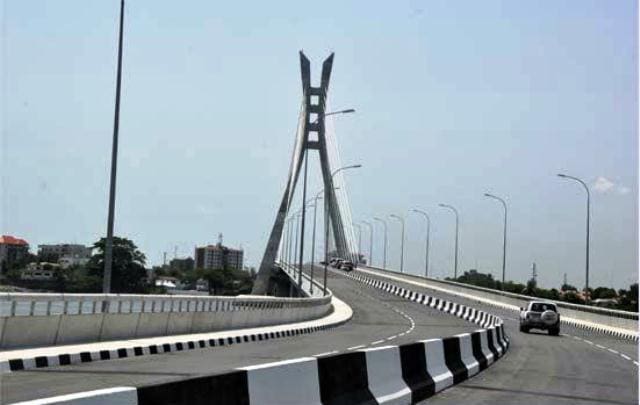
[519,301,560,336]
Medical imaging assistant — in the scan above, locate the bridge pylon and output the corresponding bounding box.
[252,52,350,295]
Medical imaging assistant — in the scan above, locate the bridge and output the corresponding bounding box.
[1,53,637,405]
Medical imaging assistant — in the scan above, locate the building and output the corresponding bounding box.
[169,257,194,272]
[0,235,30,274]
[21,262,60,281]
[194,243,244,270]
[38,244,92,260]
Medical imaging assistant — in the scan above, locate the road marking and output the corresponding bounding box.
[596,344,606,349]
[371,340,384,345]
[607,348,619,354]
[313,350,338,357]
[573,336,582,340]
[620,354,632,361]
[584,340,593,345]
[634,361,640,366]
[386,336,396,341]
[347,345,365,351]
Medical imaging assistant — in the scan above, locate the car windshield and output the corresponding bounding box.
[530,303,556,312]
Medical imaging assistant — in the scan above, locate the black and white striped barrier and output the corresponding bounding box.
[342,271,508,331]
[11,327,509,405]
[1,317,350,374]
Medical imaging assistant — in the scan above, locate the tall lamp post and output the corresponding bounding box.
[361,221,374,267]
[410,209,431,278]
[103,0,126,293]
[389,214,405,273]
[352,222,362,266]
[439,203,459,279]
[557,173,591,301]
[323,164,361,295]
[484,193,508,290]
[373,217,388,269]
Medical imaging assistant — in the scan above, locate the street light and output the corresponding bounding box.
[352,222,362,265]
[103,0,126,293]
[361,221,374,267]
[323,164,362,295]
[410,209,431,278]
[484,193,508,290]
[439,203,459,279]
[557,173,591,301]
[389,214,405,273]
[373,217,388,269]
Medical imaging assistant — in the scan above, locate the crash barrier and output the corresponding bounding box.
[11,273,509,405]
[364,266,638,340]
[1,266,351,373]
[0,290,332,349]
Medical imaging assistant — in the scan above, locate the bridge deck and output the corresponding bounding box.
[1,266,476,403]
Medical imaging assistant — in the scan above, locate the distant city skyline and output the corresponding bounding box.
[1,1,637,289]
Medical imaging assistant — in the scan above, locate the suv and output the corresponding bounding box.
[519,301,560,335]
[339,260,354,271]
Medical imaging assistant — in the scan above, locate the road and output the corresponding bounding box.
[355,268,638,405]
[0,266,477,403]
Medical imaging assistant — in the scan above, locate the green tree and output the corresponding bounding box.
[592,287,617,300]
[87,237,148,293]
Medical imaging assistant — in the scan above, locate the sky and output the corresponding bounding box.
[1,0,637,289]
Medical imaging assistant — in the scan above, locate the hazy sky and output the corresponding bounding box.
[1,1,637,289]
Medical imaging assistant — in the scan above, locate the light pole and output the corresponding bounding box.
[310,187,338,292]
[557,173,591,301]
[330,164,362,258]
[323,164,361,295]
[103,0,126,293]
[484,193,508,290]
[439,203,459,279]
[411,209,431,278]
[352,222,362,265]
[373,217,388,269]
[361,221,374,267]
[389,214,405,273]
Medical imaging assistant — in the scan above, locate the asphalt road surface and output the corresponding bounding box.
[1,266,477,403]
[356,268,638,405]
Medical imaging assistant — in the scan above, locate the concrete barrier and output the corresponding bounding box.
[0,291,332,349]
[362,266,639,339]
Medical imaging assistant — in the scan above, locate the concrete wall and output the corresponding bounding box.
[0,291,332,349]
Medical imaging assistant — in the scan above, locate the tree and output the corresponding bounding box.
[87,237,148,293]
[592,287,617,300]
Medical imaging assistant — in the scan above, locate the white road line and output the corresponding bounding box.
[596,344,606,349]
[371,340,384,345]
[620,354,632,361]
[607,348,619,355]
[573,336,582,340]
[386,336,396,341]
[313,350,338,357]
[634,361,640,366]
[584,340,594,345]
[347,345,365,351]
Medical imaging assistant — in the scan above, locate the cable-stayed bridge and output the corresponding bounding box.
[0,53,637,405]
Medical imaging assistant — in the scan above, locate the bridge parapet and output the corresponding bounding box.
[0,290,332,350]
[364,266,638,338]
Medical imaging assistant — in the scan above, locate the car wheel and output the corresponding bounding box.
[548,327,560,336]
[519,325,529,333]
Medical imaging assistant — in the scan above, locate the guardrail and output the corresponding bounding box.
[365,266,638,335]
[0,289,332,350]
